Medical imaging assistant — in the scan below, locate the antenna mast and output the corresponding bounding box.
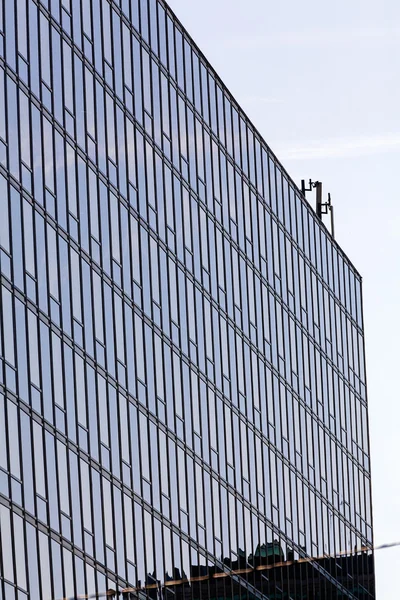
[301,179,335,238]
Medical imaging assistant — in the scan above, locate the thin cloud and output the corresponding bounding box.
[273,133,400,161]
[220,25,400,50]
[242,95,284,106]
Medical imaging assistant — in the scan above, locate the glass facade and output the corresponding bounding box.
[0,1,374,599]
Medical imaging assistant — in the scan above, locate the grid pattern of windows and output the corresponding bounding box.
[0,1,374,599]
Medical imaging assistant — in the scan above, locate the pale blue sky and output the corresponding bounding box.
[166,0,400,597]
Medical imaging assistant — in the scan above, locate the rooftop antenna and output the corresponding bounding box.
[301,179,335,239]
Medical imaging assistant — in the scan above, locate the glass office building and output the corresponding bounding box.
[0,1,374,599]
